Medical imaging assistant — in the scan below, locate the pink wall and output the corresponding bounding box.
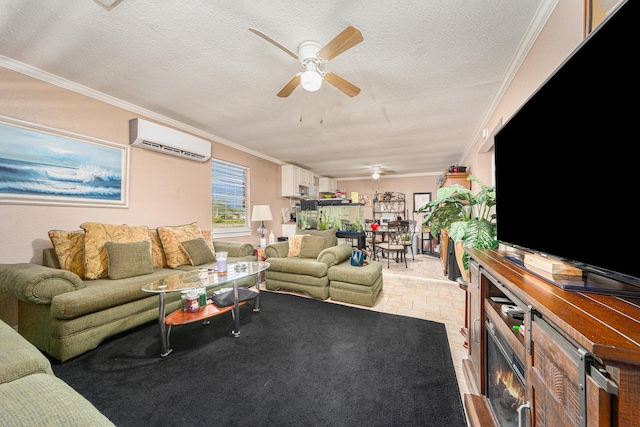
[460,0,584,186]
[0,1,588,324]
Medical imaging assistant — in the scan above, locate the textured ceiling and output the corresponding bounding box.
[0,0,549,179]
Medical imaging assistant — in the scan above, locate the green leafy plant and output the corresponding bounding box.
[418,174,497,271]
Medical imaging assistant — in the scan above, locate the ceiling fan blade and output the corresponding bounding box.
[324,72,361,97]
[249,27,298,59]
[277,74,301,97]
[317,26,363,61]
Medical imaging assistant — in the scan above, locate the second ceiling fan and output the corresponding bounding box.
[249,25,363,98]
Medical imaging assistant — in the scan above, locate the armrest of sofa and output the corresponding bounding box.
[212,241,254,257]
[264,241,289,259]
[317,243,353,267]
[0,264,85,305]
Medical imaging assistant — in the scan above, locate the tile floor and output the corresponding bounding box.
[264,251,471,405]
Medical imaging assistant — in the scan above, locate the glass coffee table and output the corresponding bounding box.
[142,261,269,357]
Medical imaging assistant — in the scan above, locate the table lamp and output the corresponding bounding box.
[251,205,273,247]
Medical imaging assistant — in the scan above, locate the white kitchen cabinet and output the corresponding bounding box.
[318,177,337,193]
[281,164,315,197]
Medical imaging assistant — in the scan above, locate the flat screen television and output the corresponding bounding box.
[494,0,640,295]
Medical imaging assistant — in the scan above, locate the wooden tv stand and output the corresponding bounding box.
[462,248,640,427]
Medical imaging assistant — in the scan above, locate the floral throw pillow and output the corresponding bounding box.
[287,234,309,257]
[48,230,85,278]
[157,222,205,268]
[148,229,167,268]
[80,222,150,280]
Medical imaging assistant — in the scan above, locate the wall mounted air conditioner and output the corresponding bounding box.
[129,118,211,162]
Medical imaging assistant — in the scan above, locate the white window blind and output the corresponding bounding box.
[211,158,250,236]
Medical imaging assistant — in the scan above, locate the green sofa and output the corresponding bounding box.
[0,318,114,426]
[264,228,353,299]
[0,224,256,362]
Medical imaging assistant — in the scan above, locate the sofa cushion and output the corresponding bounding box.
[181,238,216,265]
[287,234,309,257]
[295,228,338,249]
[80,222,150,280]
[48,230,85,278]
[157,223,207,268]
[0,373,115,426]
[147,229,167,268]
[104,240,154,280]
[299,235,326,259]
[0,319,53,384]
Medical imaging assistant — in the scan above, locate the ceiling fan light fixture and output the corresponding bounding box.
[301,63,322,92]
[372,172,380,180]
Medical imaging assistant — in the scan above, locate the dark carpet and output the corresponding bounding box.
[51,291,466,426]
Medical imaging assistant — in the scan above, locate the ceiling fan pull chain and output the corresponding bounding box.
[320,87,324,124]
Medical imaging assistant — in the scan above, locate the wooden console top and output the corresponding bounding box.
[466,248,640,368]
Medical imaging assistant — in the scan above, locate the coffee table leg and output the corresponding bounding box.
[231,279,240,338]
[158,293,173,357]
[253,274,260,312]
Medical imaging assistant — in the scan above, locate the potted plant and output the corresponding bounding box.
[418,174,497,280]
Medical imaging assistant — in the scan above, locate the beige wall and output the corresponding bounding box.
[460,0,584,186]
[0,1,587,324]
[336,174,440,222]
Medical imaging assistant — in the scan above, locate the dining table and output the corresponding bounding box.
[366,226,389,261]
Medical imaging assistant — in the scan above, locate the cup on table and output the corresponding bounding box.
[217,252,228,275]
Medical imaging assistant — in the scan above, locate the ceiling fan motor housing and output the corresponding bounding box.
[298,41,322,66]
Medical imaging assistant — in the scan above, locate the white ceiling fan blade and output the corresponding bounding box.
[249,28,298,59]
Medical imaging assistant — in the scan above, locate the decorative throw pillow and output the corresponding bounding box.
[147,229,167,268]
[200,229,217,255]
[104,240,154,280]
[157,222,204,268]
[80,222,150,280]
[181,238,216,266]
[287,234,309,257]
[48,230,85,278]
[299,235,326,259]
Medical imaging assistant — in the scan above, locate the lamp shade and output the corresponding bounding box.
[251,205,273,222]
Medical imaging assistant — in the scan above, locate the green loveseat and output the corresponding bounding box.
[0,318,114,425]
[264,228,353,299]
[0,223,256,362]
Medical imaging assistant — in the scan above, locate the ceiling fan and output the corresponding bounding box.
[371,165,394,179]
[248,25,363,98]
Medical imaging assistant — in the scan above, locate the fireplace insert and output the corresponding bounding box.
[485,316,526,427]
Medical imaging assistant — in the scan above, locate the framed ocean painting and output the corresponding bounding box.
[0,115,129,207]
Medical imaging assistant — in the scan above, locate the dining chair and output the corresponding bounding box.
[379,220,409,268]
[403,220,418,261]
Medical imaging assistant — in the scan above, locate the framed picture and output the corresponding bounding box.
[413,192,431,213]
[585,0,624,34]
[0,115,129,207]
[359,194,372,207]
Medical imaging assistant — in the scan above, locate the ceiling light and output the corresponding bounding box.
[372,172,380,180]
[300,62,322,92]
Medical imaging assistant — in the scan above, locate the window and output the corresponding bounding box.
[211,158,250,236]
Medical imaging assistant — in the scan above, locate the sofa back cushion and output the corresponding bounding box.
[48,230,85,278]
[298,236,327,259]
[80,222,151,280]
[295,228,338,249]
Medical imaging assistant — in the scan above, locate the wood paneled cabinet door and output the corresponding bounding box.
[465,260,483,394]
[526,312,613,426]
